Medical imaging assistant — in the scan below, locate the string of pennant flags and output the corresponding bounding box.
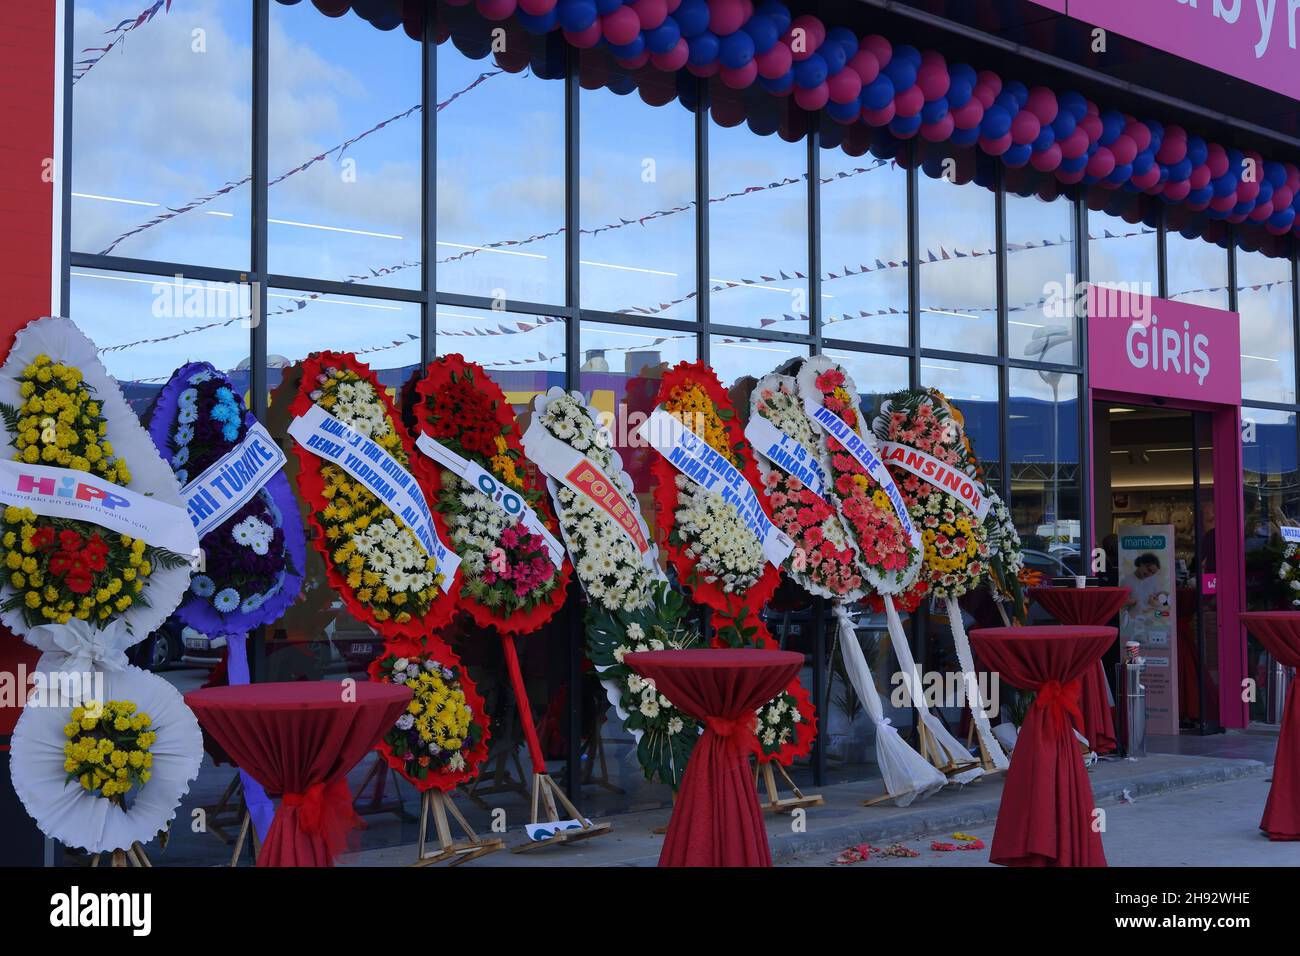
[73,0,171,85]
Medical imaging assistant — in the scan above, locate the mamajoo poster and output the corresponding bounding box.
[1119,525,1178,735]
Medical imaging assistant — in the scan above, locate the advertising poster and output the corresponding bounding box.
[1118,525,1179,735]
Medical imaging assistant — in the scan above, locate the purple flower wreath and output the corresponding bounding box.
[143,361,306,635]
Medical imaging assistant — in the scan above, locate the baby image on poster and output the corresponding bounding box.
[1117,524,1178,734]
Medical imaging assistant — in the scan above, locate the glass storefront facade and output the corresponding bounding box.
[42,0,1300,862]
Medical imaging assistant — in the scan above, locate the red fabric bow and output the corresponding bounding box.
[705,714,755,753]
[1035,678,1084,732]
[281,778,362,860]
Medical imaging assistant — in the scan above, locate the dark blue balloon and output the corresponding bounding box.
[1185,135,1208,168]
[946,77,972,109]
[675,71,698,108]
[890,113,923,136]
[1059,91,1087,120]
[827,98,860,123]
[827,26,858,58]
[1212,172,1238,197]
[1227,147,1245,174]
[644,18,681,54]
[980,104,1011,139]
[557,0,598,33]
[950,124,980,147]
[1168,158,1193,182]
[1233,200,1255,216]
[1259,179,1275,203]
[747,106,779,137]
[1274,208,1299,229]
[1051,110,1077,139]
[607,69,637,94]
[1003,80,1028,107]
[758,71,794,95]
[1146,119,1164,139]
[674,0,710,38]
[1265,160,1288,187]
[1188,186,1214,204]
[893,44,922,65]
[1132,150,1154,176]
[1060,154,1088,173]
[1099,110,1124,145]
[1107,163,1132,184]
[882,57,916,91]
[820,40,847,74]
[861,75,894,110]
[793,52,828,88]
[949,63,977,91]
[994,92,1020,115]
[756,0,791,35]
[1033,126,1056,151]
[719,30,755,68]
[595,0,622,13]
[921,97,948,124]
[687,30,719,65]
[516,7,560,33]
[1004,142,1032,166]
[742,13,779,53]
[610,36,646,59]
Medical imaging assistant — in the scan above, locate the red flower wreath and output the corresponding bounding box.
[368,636,489,792]
[288,351,459,639]
[649,361,816,764]
[404,354,572,637]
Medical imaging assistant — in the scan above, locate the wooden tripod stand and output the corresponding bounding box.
[412,789,504,866]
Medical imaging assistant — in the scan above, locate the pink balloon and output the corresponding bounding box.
[1273,185,1294,209]
[794,82,830,111]
[1155,133,1186,165]
[1057,168,1086,185]
[979,133,1012,156]
[602,6,641,45]
[787,14,825,59]
[847,49,880,85]
[976,70,1002,97]
[1087,147,1116,179]
[1084,99,1099,116]
[1210,193,1237,212]
[1124,120,1151,154]
[496,46,531,73]
[862,103,896,127]
[564,23,603,48]
[720,60,758,89]
[1186,194,1210,212]
[950,98,984,130]
[1010,110,1041,145]
[1030,142,1062,173]
[686,61,720,78]
[894,84,924,117]
[1109,134,1137,167]
[709,0,746,37]
[476,0,517,20]
[1059,127,1090,159]
[639,77,677,106]
[1267,221,1291,235]
[633,0,667,30]
[827,67,862,103]
[617,51,650,69]
[916,61,949,101]
[1249,201,1274,221]
[972,84,995,109]
[921,115,955,142]
[650,37,689,70]
[755,42,792,79]
[1189,165,1211,190]
[711,97,746,127]
[1131,165,1161,190]
[1206,143,1229,178]
[1285,163,1300,192]
[1025,86,1058,125]
[861,34,892,68]
[1078,114,1103,143]
[518,0,555,14]
[1238,177,1260,203]
[665,0,681,10]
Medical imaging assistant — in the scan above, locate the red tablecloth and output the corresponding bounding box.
[1239,612,1300,841]
[624,648,802,867]
[970,626,1116,867]
[185,681,412,866]
[1029,587,1129,755]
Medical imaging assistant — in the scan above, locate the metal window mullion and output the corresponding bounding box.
[696,77,710,365]
[250,0,268,424]
[1075,187,1093,562]
[563,46,583,803]
[1156,206,1169,299]
[421,14,437,364]
[995,164,1009,498]
[906,142,920,388]
[59,0,73,317]
[808,126,821,352]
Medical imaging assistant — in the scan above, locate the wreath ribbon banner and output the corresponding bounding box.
[803,402,924,552]
[414,431,565,568]
[876,441,992,521]
[0,459,199,557]
[179,421,286,538]
[521,414,652,558]
[743,414,829,500]
[639,407,794,569]
[288,402,460,590]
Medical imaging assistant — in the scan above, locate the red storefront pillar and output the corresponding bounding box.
[0,0,56,866]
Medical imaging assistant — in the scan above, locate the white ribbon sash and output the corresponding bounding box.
[288,404,459,589]
[877,441,991,521]
[0,459,199,556]
[415,432,565,568]
[180,422,286,538]
[638,407,794,568]
[743,414,828,499]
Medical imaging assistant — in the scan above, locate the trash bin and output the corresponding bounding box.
[1114,660,1146,758]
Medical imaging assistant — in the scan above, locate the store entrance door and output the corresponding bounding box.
[1092,401,1222,735]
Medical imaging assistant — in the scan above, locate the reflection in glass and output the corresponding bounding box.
[437,29,566,304]
[1005,189,1076,364]
[920,359,1000,480]
[71,0,252,267]
[1167,230,1229,310]
[1237,247,1296,404]
[1087,205,1157,291]
[825,349,908,421]
[580,60,696,319]
[1009,369,1080,561]
[917,148,998,355]
[709,337,809,394]
[818,143,908,346]
[708,91,809,333]
[69,268,252,414]
[435,306,565,413]
[268,1,421,287]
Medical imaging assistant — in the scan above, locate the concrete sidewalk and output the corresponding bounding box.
[340,748,1269,867]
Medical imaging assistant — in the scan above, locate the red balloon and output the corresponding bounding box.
[709,0,747,36]
[1285,163,1300,193]
[496,46,531,73]
[633,0,668,29]
[951,98,984,130]
[979,133,1013,156]
[602,6,641,45]
[1084,99,1099,116]
[617,51,650,69]
[786,14,825,59]
[1189,164,1212,190]
[1273,185,1294,210]
[686,61,720,77]
[665,0,681,9]
[847,49,880,85]
[921,115,955,143]
[1086,147,1116,179]
[976,70,1002,97]
[711,96,746,127]
[564,23,604,48]
[1010,110,1041,145]
[1249,201,1274,221]
[1078,113,1103,143]
[313,0,351,15]
[518,0,555,13]
[638,76,677,106]
[1058,127,1090,159]
[1155,133,1186,165]
[1131,165,1161,190]
[1057,168,1086,185]
[1030,142,1062,173]
[827,67,862,103]
[1025,86,1058,125]
[972,84,995,109]
[862,103,896,127]
[916,61,949,101]
[650,37,690,70]
[755,42,792,79]
[861,34,892,68]
[1206,143,1229,178]
[894,85,924,117]
[794,82,830,112]
[720,61,758,89]
[477,0,517,20]
[1210,193,1237,212]
[1109,134,1137,167]
[1123,120,1151,154]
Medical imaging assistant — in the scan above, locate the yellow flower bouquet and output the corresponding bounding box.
[62,700,155,801]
